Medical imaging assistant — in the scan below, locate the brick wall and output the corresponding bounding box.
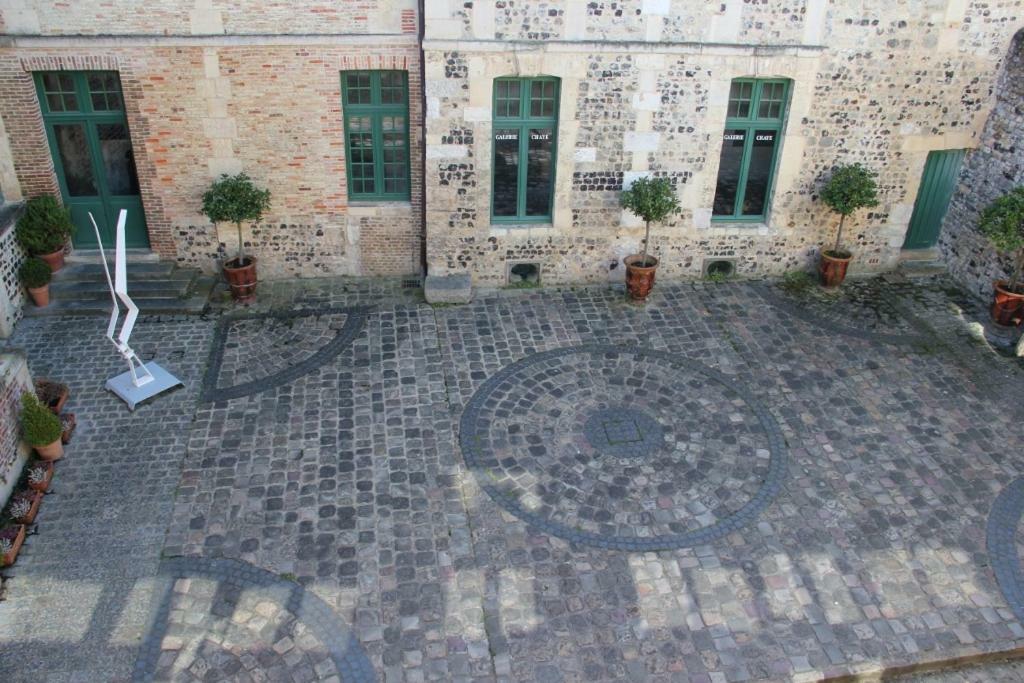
[0,43,424,278]
[940,30,1024,300]
[0,353,33,511]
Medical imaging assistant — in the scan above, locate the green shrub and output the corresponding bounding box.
[15,195,73,256]
[978,187,1024,293]
[18,259,51,289]
[820,164,879,256]
[780,270,814,294]
[620,176,681,267]
[19,392,61,446]
[200,173,271,266]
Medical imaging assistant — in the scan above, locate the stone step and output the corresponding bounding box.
[53,261,177,281]
[24,292,211,317]
[898,260,948,277]
[49,271,197,300]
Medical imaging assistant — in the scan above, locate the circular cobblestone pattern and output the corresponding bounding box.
[459,345,787,551]
[987,478,1024,624]
[133,557,374,682]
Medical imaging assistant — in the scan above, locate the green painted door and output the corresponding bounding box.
[34,72,149,249]
[902,149,966,250]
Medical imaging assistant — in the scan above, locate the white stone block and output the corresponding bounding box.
[693,208,713,229]
[622,171,652,190]
[427,97,440,120]
[573,148,597,163]
[623,132,661,153]
[463,107,491,123]
[426,145,469,160]
[632,92,662,112]
[620,209,644,228]
[642,0,671,15]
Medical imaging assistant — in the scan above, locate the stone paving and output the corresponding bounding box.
[1,274,1024,682]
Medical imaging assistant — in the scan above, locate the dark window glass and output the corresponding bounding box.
[345,73,372,105]
[741,130,778,215]
[757,82,785,119]
[493,128,520,217]
[42,72,78,112]
[530,80,556,117]
[88,73,123,111]
[495,81,521,118]
[96,123,139,195]
[381,115,407,194]
[525,128,554,216]
[727,81,752,118]
[712,129,746,216]
[347,116,375,195]
[380,71,406,104]
[53,124,97,196]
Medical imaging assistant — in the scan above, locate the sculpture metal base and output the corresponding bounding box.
[106,361,183,411]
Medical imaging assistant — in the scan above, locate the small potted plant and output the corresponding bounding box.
[19,258,52,307]
[27,461,54,492]
[619,176,681,301]
[978,187,1024,326]
[8,490,42,525]
[61,412,76,444]
[0,525,26,567]
[35,379,69,414]
[15,195,74,272]
[818,163,879,287]
[201,172,272,303]
[20,392,63,460]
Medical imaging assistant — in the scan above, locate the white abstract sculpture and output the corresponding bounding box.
[89,209,183,410]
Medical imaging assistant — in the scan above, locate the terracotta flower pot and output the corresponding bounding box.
[0,525,26,567]
[34,438,64,461]
[27,284,50,307]
[61,412,76,444]
[991,280,1024,327]
[624,254,659,301]
[819,250,852,288]
[39,247,66,273]
[28,461,54,492]
[35,380,69,415]
[223,256,258,303]
[11,491,43,525]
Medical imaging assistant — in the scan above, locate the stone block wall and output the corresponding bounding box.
[424,1,1022,286]
[940,30,1024,300]
[0,216,27,338]
[0,352,33,511]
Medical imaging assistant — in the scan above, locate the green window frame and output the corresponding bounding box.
[711,79,790,223]
[491,77,559,223]
[341,70,411,201]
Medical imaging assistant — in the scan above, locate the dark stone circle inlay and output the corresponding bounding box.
[202,306,370,402]
[458,344,788,551]
[987,478,1024,624]
[583,407,665,458]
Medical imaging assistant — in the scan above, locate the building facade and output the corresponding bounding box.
[0,0,423,280]
[0,2,1021,295]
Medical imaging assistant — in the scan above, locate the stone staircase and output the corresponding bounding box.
[898,248,948,278]
[27,259,214,317]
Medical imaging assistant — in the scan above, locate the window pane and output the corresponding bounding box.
[741,129,778,216]
[525,128,554,216]
[380,72,406,104]
[53,124,98,196]
[712,129,746,216]
[96,123,140,195]
[757,82,785,119]
[493,128,520,216]
[347,116,375,195]
[727,81,752,118]
[42,72,78,111]
[530,80,556,118]
[495,81,521,118]
[381,116,407,194]
[345,73,372,105]
[88,73,123,111]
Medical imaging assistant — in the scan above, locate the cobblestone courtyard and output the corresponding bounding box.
[1,275,1024,682]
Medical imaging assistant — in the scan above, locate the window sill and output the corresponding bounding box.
[348,200,412,207]
[708,220,770,230]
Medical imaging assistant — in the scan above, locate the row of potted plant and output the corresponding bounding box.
[619,166,1024,328]
[13,195,74,309]
[1,382,73,568]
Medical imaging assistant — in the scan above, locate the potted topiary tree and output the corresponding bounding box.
[978,186,1024,326]
[15,195,74,272]
[20,392,63,460]
[201,173,271,303]
[19,258,52,307]
[620,176,681,301]
[818,163,879,287]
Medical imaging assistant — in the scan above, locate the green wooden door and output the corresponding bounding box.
[902,149,966,250]
[35,72,149,250]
